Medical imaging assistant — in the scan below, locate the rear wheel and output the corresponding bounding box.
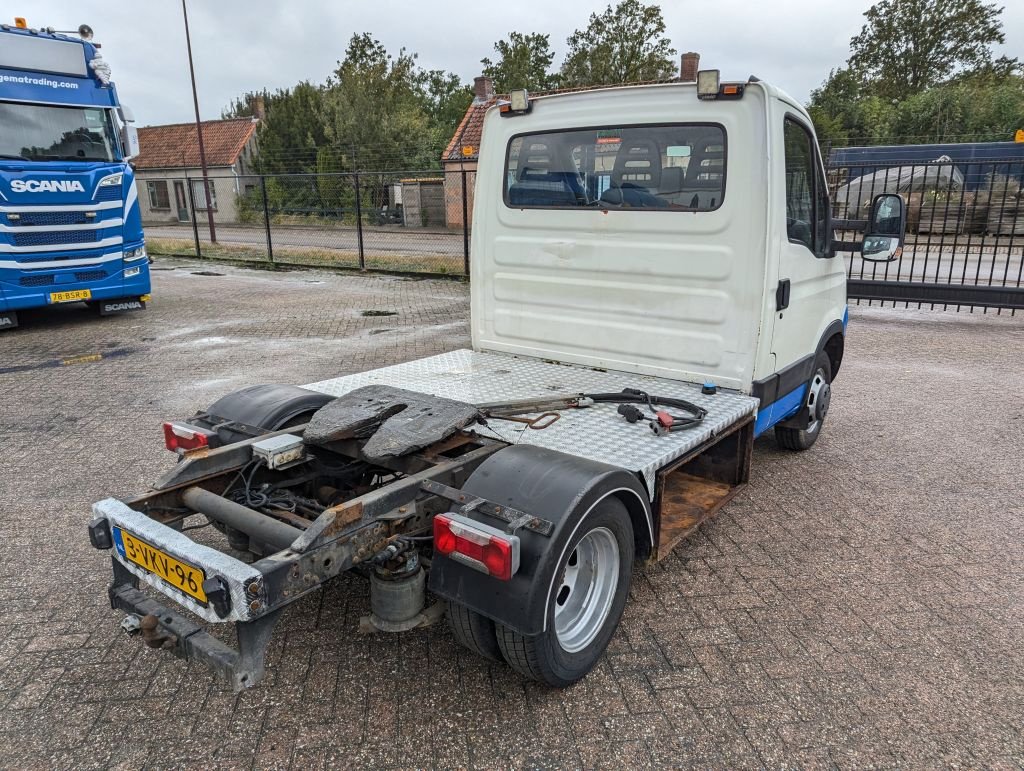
[775,352,832,451]
[446,602,503,662]
[496,497,633,687]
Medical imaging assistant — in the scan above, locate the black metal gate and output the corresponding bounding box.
[827,156,1024,313]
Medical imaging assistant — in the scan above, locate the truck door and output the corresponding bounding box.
[768,115,843,389]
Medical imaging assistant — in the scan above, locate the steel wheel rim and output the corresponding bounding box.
[554,526,620,653]
[805,367,827,434]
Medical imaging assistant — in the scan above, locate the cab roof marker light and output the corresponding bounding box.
[510,89,530,112]
[499,89,532,117]
[697,69,721,100]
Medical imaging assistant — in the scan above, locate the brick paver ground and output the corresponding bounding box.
[0,259,1021,769]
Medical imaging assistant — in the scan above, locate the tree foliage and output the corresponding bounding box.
[809,0,1023,147]
[222,83,329,174]
[224,34,474,174]
[848,0,1015,101]
[321,34,436,171]
[482,32,557,93]
[560,0,676,87]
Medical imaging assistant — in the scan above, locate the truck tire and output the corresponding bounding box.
[495,497,633,686]
[446,602,503,662]
[775,352,832,451]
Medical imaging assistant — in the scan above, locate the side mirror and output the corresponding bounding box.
[862,193,906,262]
[121,124,140,160]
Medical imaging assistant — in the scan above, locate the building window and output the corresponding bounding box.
[147,180,170,210]
[190,178,218,211]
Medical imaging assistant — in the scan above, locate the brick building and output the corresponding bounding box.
[133,118,259,225]
[441,76,496,229]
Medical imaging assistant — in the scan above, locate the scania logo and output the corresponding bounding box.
[10,179,86,193]
[0,316,13,327]
[103,301,143,312]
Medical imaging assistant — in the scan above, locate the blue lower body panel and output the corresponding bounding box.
[754,383,808,437]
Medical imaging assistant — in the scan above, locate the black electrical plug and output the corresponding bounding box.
[617,404,646,424]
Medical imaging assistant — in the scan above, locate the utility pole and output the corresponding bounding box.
[182,0,216,243]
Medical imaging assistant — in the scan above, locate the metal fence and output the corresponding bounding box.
[141,169,471,277]
[829,156,1023,313]
[144,157,1023,311]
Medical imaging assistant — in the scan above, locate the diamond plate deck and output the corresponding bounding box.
[303,350,758,497]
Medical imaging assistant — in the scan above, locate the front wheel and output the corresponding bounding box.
[496,497,633,687]
[775,352,832,451]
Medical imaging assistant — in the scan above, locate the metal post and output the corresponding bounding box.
[260,174,274,264]
[182,0,217,244]
[353,171,365,270]
[186,176,201,259]
[461,168,470,276]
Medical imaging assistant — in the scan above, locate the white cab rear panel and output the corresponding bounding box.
[470,83,770,392]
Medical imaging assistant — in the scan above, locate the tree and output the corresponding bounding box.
[223,33,470,176]
[221,83,330,174]
[322,33,436,170]
[482,32,557,93]
[560,0,676,87]
[848,0,1016,101]
[419,69,473,137]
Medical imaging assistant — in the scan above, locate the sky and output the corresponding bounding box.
[15,0,1024,127]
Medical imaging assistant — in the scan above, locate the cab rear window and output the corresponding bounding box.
[504,124,726,211]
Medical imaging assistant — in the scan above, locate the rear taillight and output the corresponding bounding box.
[162,421,213,453]
[433,513,520,580]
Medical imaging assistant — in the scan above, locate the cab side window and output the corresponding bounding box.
[783,118,815,252]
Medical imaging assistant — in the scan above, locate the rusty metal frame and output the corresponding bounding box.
[650,414,754,560]
[103,432,512,689]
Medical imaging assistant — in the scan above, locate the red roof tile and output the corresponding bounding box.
[134,118,257,170]
[442,97,496,163]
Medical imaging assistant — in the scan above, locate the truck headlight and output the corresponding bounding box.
[99,173,124,187]
[124,266,141,278]
[123,246,147,262]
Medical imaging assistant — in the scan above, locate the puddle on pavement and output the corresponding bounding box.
[191,271,225,277]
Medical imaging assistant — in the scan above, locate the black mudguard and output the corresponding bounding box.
[428,444,652,636]
[201,384,334,443]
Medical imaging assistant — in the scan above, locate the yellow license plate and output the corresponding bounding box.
[49,289,91,303]
[113,526,208,603]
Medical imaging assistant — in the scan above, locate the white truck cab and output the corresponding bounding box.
[472,76,868,443]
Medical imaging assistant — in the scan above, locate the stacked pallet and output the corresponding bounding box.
[984,175,1024,236]
[917,193,971,235]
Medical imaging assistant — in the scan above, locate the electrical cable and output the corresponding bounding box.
[582,388,708,430]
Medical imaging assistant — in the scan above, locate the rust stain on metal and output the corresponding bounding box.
[140,613,177,650]
[655,472,739,560]
[321,501,364,537]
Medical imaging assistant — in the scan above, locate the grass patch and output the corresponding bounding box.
[146,237,464,276]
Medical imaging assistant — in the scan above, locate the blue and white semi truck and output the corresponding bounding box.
[0,18,149,331]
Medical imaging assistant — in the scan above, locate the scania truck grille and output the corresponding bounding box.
[13,230,101,248]
[19,269,108,287]
[19,274,56,287]
[7,211,90,227]
[95,186,122,202]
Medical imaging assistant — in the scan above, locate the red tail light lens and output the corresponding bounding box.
[162,421,212,453]
[433,513,520,581]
